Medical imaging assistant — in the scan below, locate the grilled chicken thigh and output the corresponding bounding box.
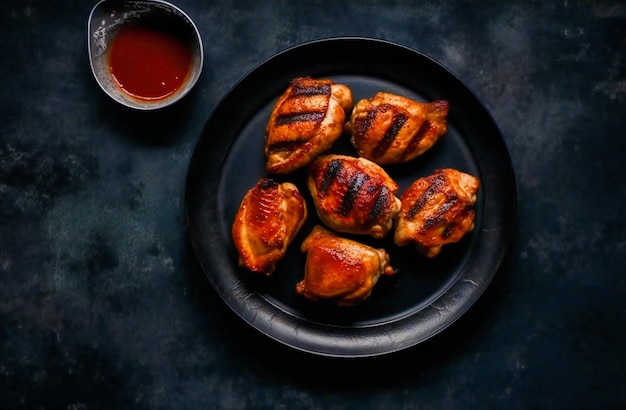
[307,154,401,238]
[232,178,308,276]
[265,77,353,174]
[394,168,480,258]
[296,225,395,306]
[345,92,449,165]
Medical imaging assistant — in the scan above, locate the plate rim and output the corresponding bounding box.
[185,36,517,358]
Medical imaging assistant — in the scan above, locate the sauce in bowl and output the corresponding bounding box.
[107,23,193,101]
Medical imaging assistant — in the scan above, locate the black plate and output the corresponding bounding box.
[185,37,516,358]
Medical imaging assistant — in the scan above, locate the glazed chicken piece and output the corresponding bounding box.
[394,168,480,258]
[232,177,308,276]
[296,225,395,306]
[345,92,449,165]
[265,76,353,174]
[307,154,401,239]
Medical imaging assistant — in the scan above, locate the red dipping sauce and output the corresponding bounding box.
[108,24,193,101]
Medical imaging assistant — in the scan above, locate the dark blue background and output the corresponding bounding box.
[1,1,624,408]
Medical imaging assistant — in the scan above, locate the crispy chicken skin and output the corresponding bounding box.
[296,225,395,306]
[345,92,449,165]
[307,154,402,239]
[394,168,480,258]
[232,178,308,276]
[265,76,353,174]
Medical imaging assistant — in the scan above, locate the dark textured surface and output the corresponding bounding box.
[1,0,624,408]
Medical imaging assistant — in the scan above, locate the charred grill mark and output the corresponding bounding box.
[419,197,474,237]
[275,111,325,126]
[438,198,456,214]
[319,159,342,196]
[368,186,390,222]
[422,216,441,231]
[292,82,331,97]
[442,223,455,238]
[407,173,446,219]
[339,172,369,216]
[354,106,378,141]
[273,81,330,126]
[461,204,475,215]
[403,120,431,160]
[441,206,475,238]
[268,139,307,154]
[422,199,456,230]
[372,111,408,159]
